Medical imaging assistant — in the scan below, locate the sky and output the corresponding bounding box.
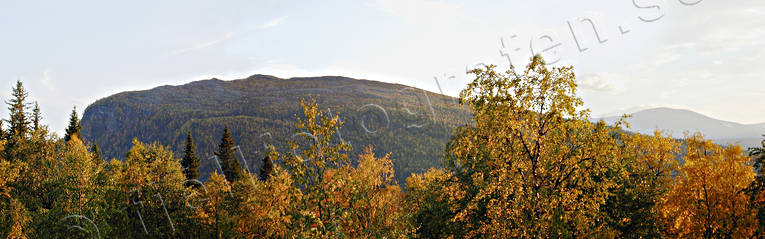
[1,0,764,135]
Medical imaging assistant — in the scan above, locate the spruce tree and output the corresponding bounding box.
[6,80,30,140]
[181,131,200,184]
[32,102,41,132]
[5,81,30,159]
[64,106,81,142]
[259,155,273,181]
[215,125,243,182]
[90,142,102,164]
[0,121,5,141]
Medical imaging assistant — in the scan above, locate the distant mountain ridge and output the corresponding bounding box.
[600,107,765,148]
[81,74,472,183]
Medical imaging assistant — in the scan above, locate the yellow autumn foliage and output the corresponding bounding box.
[660,133,756,238]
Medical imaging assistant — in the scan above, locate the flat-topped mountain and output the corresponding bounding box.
[81,74,472,183]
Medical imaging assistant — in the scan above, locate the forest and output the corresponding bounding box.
[0,55,763,238]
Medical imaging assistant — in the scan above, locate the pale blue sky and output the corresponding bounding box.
[1,0,764,135]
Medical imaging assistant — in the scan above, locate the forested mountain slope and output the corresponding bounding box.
[81,75,472,183]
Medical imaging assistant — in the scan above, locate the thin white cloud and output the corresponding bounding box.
[261,16,287,29]
[664,42,697,50]
[578,72,624,93]
[653,51,683,66]
[170,32,234,56]
[371,0,464,24]
[744,8,765,16]
[41,68,55,91]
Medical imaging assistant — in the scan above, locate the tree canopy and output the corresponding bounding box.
[0,59,761,238]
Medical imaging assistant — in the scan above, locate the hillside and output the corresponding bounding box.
[81,75,472,183]
[601,107,765,148]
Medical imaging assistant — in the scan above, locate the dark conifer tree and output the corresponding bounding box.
[215,125,243,182]
[0,121,5,141]
[6,80,30,140]
[91,142,102,164]
[748,139,765,234]
[32,102,41,132]
[5,81,30,159]
[259,155,273,181]
[64,106,81,142]
[181,131,200,185]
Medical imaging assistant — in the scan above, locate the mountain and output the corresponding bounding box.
[600,107,765,148]
[80,75,472,183]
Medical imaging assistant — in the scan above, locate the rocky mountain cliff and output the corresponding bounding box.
[81,74,472,183]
